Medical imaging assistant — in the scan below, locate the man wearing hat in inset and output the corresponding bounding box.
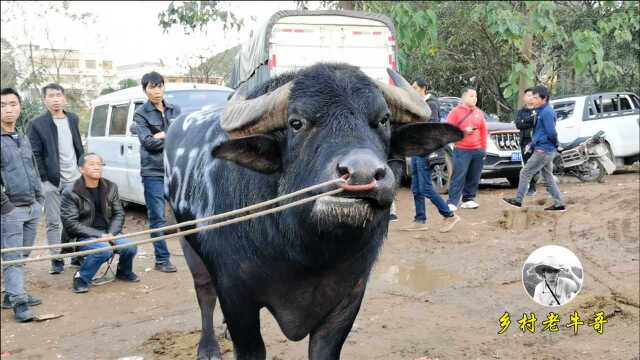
[531,256,582,306]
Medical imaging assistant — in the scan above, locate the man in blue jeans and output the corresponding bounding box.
[60,153,139,293]
[503,85,566,212]
[1,87,44,322]
[404,156,460,233]
[133,72,180,272]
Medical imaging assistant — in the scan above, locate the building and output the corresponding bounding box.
[116,61,224,86]
[14,44,117,101]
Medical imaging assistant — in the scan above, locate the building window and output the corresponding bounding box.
[62,59,79,70]
[102,61,113,70]
[39,57,55,67]
[85,60,96,69]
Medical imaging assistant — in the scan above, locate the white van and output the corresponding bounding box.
[551,92,640,168]
[86,83,233,205]
[230,10,398,90]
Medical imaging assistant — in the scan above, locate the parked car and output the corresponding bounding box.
[86,83,233,205]
[230,10,399,89]
[403,97,523,192]
[551,92,640,169]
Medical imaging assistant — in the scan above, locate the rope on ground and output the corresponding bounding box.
[1,187,344,266]
[1,178,344,254]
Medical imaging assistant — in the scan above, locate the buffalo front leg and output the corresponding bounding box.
[308,280,366,360]
[181,238,221,360]
[219,297,266,360]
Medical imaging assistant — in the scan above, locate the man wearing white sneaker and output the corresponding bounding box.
[446,88,487,211]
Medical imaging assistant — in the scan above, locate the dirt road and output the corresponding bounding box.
[2,172,639,360]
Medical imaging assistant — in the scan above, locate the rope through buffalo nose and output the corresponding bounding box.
[338,174,377,192]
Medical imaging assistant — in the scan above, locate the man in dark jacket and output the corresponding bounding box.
[403,79,460,232]
[413,78,441,122]
[514,88,538,196]
[503,85,565,212]
[28,83,84,275]
[1,88,44,322]
[133,72,180,273]
[61,153,139,293]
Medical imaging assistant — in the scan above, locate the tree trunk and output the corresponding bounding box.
[339,1,356,11]
[517,33,533,109]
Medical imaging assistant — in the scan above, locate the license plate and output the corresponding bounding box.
[511,152,522,162]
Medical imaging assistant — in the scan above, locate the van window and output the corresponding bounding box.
[90,105,108,137]
[109,104,129,136]
[552,101,575,121]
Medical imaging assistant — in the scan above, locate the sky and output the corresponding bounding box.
[1,1,320,70]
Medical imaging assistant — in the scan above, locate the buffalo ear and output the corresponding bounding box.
[390,123,464,158]
[211,134,281,174]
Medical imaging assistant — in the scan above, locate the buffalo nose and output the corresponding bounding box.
[337,151,387,185]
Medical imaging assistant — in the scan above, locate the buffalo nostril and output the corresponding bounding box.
[374,167,386,181]
[337,163,350,177]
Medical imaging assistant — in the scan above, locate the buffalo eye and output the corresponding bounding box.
[289,117,306,132]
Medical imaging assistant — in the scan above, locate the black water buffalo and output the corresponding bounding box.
[164,63,462,359]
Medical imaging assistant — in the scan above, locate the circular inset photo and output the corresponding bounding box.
[522,245,584,307]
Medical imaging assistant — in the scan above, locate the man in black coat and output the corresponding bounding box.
[133,72,181,273]
[60,153,139,293]
[514,88,538,196]
[28,83,84,275]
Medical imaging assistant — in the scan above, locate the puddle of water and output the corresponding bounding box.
[371,257,461,293]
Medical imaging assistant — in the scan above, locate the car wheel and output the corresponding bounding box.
[431,152,453,194]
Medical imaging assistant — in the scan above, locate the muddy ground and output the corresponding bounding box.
[1,171,639,360]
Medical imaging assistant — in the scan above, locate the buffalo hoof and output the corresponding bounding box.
[197,342,221,360]
[197,351,221,360]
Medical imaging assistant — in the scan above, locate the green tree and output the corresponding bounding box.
[158,1,244,34]
[1,38,18,88]
[100,87,116,95]
[16,97,44,135]
[118,78,138,89]
[368,1,639,118]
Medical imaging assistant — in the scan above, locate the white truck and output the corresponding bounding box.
[230,10,399,90]
[551,92,640,168]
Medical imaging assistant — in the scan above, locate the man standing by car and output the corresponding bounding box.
[446,88,488,211]
[402,79,459,232]
[1,88,44,322]
[413,78,440,122]
[28,83,84,275]
[503,85,566,212]
[133,71,180,273]
[515,88,538,196]
[61,153,139,293]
